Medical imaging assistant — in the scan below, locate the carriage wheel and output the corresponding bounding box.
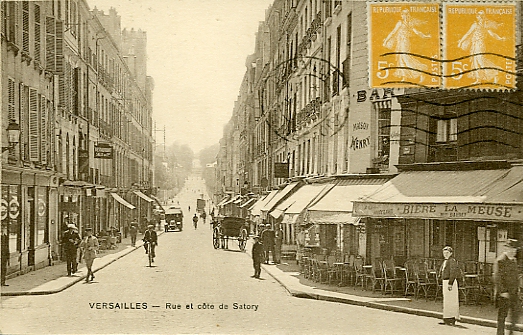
[238,228,248,252]
[213,227,221,249]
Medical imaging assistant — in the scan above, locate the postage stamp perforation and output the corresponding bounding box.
[369,0,517,91]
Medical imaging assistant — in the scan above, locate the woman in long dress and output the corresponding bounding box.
[457,10,506,84]
[440,246,460,326]
[80,228,99,283]
[383,9,431,82]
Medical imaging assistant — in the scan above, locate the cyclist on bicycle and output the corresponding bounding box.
[143,225,158,262]
[192,214,198,229]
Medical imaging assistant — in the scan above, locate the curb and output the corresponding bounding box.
[1,231,165,297]
[257,259,516,331]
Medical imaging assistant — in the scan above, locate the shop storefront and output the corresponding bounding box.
[353,166,523,265]
[305,176,391,257]
[270,182,334,247]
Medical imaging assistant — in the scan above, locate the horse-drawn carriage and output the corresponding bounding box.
[212,216,249,251]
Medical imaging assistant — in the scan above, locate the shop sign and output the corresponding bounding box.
[94,144,113,159]
[353,202,523,222]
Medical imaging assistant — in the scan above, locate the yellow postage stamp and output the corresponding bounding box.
[443,3,516,90]
[369,2,441,88]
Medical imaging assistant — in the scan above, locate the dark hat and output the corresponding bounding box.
[85,227,93,231]
[504,239,521,249]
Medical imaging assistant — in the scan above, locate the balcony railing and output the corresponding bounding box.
[297,97,322,127]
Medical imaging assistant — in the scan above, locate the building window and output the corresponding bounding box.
[436,118,457,143]
[377,105,391,169]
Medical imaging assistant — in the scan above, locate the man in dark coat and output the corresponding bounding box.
[251,236,264,279]
[61,224,81,276]
[143,224,158,260]
[261,224,275,264]
[494,239,521,335]
[129,220,138,247]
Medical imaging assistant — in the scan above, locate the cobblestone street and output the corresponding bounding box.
[0,182,512,334]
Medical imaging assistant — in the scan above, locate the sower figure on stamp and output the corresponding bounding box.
[62,224,81,276]
[251,236,264,279]
[494,239,521,335]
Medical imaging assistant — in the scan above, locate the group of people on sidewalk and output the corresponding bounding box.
[250,223,284,279]
[61,224,99,283]
[439,240,522,335]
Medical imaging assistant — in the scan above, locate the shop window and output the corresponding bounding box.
[2,185,21,253]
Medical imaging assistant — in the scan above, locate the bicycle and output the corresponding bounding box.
[145,242,153,267]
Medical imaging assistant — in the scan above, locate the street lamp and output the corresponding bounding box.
[2,120,20,153]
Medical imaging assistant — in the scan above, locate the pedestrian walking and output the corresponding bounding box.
[192,214,198,229]
[201,211,207,224]
[439,246,459,326]
[494,239,521,335]
[129,220,138,247]
[80,228,99,283]
[261,224,275,264]
[251,236,264,279]
[274,225,284,264]
[61,224,81,276]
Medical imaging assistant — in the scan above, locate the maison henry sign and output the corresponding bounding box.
[352,202,523,222]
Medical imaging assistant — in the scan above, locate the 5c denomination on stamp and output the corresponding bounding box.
[369,2,441,88]
[443,3,516,90]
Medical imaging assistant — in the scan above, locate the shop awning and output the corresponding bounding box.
[233,196,243,204]
[260,182,301,214]
[270,183,334,219]
[222,195,240,206]
[216,196,230,207]
[306,178,389,225]
[133,190,154,203]
[250,190,278,216]
[307,211,361,225]
[239,198,256,208]
[111,193,136,210]
[353,167,523,222]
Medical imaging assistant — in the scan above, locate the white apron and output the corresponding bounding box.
[442,279,459,319]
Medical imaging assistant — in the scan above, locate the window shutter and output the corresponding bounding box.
[45,16,56,72]
[28,88,40,162]
[48,100,55,167]
[8,78,16,121]
[34,4,41,62]
[55,20,64,74]
[19,84,28,161]
[1,2,5,38]
[40,95,47,164]
[7,2,17,43]
[22,1,29,53]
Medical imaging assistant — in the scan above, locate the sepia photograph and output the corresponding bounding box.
[1,0,523,334]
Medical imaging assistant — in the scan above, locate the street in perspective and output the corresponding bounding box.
[0,174,509,335]
[2,0,523,334]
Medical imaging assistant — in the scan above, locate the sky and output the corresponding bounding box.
[87,0,274,154]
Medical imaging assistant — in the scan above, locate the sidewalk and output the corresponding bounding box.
[241,240,520,332]
[264,261,503,329]
[1,231,163,296]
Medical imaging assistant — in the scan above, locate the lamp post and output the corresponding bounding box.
[2,120,21,154]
